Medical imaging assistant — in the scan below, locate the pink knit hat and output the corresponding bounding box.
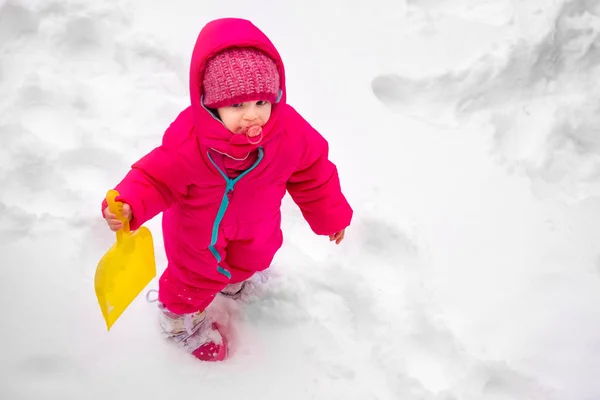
[202,47,280,108]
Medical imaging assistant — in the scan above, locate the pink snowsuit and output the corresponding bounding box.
[104,18,353,315]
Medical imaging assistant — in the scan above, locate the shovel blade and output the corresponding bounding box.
[95,226,156,330]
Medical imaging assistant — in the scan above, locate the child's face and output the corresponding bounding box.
[217,100,272,134]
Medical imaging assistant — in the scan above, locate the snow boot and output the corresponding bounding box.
[159,303,227,362]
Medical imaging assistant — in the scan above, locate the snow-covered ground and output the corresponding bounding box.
[1,0,599,399]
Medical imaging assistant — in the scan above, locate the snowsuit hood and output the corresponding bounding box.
[189,18,287,159]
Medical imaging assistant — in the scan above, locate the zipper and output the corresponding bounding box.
[226,180,234,199]
[206,147,265,278]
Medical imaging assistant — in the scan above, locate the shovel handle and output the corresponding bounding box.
[106,190,131,239]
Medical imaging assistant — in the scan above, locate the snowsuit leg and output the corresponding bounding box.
[225,222,283,284]
[158,257,227,315]
[158,218,283,314]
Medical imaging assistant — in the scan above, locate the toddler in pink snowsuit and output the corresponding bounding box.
[102,18,353,361]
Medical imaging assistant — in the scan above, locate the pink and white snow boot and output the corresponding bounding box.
[158,303,227,362]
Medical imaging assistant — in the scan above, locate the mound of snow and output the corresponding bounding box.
[373,0,600,203]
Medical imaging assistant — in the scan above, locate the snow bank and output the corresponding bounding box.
[373,0,600,203]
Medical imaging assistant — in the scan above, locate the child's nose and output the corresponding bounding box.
[243,107,258,121]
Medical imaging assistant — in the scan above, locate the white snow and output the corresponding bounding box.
[1,0,600,399]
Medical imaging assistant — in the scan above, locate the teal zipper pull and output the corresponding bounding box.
[226,180,235,193]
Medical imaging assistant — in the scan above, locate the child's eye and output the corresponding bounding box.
[231,103,243,108]
[256,100,269,106]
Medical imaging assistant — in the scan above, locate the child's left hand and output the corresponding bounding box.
[329,229,345,245]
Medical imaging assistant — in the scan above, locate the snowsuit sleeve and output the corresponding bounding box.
[286,108,353,235]
[101,117,191,230]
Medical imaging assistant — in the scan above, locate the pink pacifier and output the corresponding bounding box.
[246,125,263,144]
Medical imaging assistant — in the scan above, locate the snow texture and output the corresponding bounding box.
[1,0,599,399]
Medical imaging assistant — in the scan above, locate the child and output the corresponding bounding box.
[102,18,352,361]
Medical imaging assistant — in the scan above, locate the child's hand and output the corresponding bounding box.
[329,229,345,245]
[103,204,132,232]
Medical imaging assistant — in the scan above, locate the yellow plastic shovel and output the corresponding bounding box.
[95,190,156,330]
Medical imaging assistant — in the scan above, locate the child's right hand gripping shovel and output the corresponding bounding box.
[95,190,156,330]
